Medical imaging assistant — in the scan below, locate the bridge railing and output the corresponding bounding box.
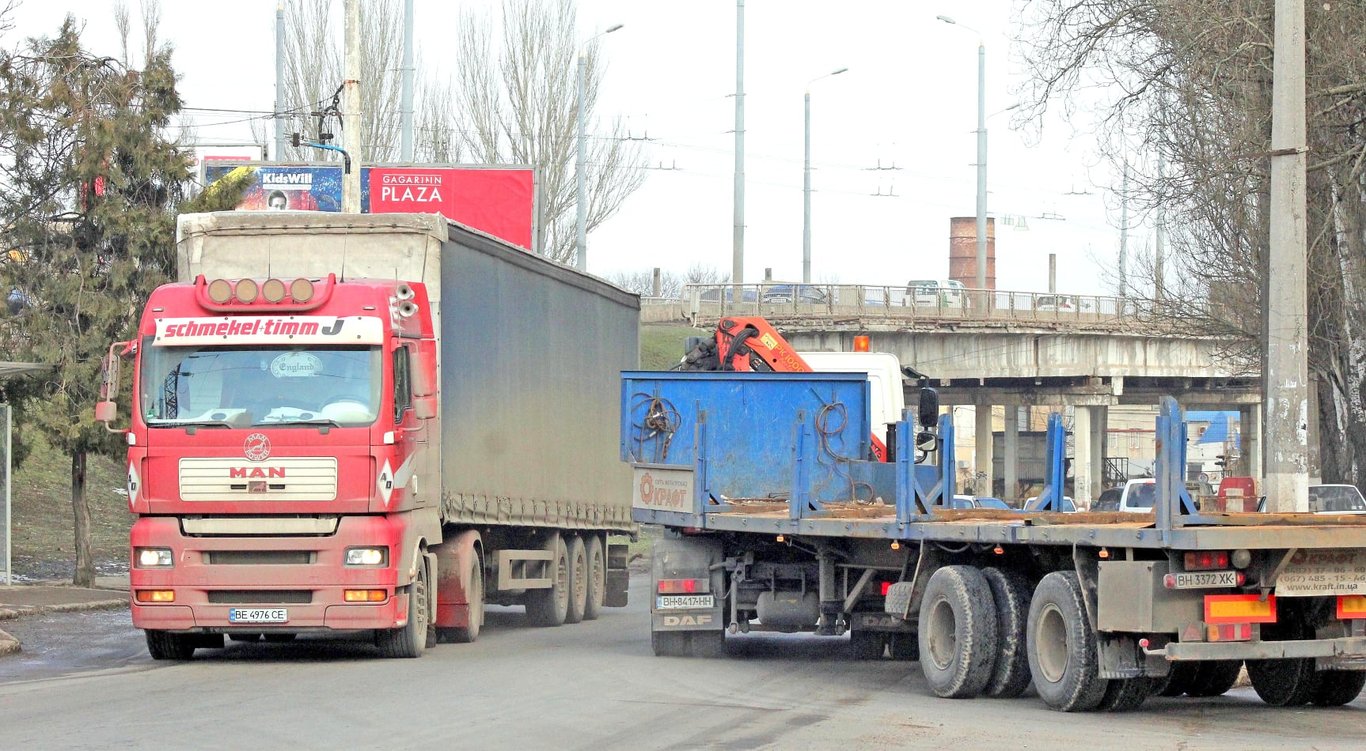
[673,283,1180,328]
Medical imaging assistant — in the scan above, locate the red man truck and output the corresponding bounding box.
[97,212,638,659]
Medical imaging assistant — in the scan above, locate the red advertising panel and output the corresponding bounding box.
[367,167,535,250]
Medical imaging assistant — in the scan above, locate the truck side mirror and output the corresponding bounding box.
[95,400,118,424]
[917,387,939,429]
[413,395,437,420]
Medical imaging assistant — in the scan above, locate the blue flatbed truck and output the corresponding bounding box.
[621,370,1366,711]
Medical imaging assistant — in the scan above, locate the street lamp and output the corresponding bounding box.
[937,15,987,297]
[575,23,624,272]
[803,67,847,284]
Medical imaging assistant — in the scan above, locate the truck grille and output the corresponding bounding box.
[204,551,315,565]
[206,590,314,605]
[178,458,338,501]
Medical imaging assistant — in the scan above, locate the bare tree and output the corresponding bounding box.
[452,0,645,264]
[280,0,403,162]
[1015,0,1366,485]
[414,64,460,163]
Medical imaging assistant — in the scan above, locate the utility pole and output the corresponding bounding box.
[1266,0,1309,512]
[732,0,746,296]
[1118,163,1129,297]
[1155,154,1166,300]
[400,0,414,162]
[974,40,987,298]
[342,0,362,213]
[1048,253,1057,294]
[274,1,286,161]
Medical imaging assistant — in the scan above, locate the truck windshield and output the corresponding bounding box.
[140,341,381,428]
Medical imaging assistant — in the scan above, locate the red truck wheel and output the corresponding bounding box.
[526,535,570,627]
[583,535,606,621]
[377,566,429,658]
[565,535,588,624]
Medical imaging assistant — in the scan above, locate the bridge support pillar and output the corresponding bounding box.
[974,403,994,496]
[1073,406,1092,508]
[1091,405,1108,497]
[1240,404,1263,487]
[1003,407,1019,502]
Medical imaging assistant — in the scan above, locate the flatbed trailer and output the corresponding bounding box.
[621,370,1366,711]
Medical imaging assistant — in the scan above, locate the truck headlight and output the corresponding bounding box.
[345,547,388,566]
[135,548,173,568]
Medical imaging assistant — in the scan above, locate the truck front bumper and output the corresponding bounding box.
[130,515,411,633]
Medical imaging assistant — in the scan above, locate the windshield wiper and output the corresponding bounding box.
[253,417,343,432]
[154,419,240,434]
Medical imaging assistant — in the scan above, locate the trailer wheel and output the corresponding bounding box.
[583,534,606,621]
[982,567,1033,698]
[376,565,430,658]
[850,629,886,660]
[917,565,998,698]
[1184,660,1242,697]
[1248,618,1318,706]
[1155,662,1197,697]
[565,535,588,625]
[1097,678,1155,712]
[1026,571,1108,712]
[526,534,570,627]
[1248,658,1318,706]
[1310,670,1366,707]
[889,633,919,661]
[145,630,196,661]
[447,551,484,643]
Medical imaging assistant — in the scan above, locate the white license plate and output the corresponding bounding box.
[1172,571,1238,589]
[228,608,289,624]
[656,595,714,610]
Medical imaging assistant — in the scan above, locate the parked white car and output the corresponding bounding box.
[1308,484,1366,514]
[906,279,967,309]
[1092,478,1157,512]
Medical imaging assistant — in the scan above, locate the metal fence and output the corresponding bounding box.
[660,283,1184,329]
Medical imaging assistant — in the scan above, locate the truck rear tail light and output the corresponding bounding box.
[1184,551,1230,571]
[1338,595,1366,620]
[880,581,893,596]
[261,278,287,303]
[658,578,708,595]
[1205,594,1277,625]
[344,589,387,602]
[1205,623,1255,642]
[136,590,175,603]
[234,278,259,303]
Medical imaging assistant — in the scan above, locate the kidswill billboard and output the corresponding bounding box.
[201,163,537,251]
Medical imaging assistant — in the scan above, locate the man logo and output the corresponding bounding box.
[244,433,271,462]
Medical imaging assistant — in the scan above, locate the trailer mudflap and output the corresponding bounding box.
[606,542,630,607]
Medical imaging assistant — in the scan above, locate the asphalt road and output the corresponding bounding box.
[0,580,1362,750]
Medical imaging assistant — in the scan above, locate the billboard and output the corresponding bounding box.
[200,163,537,251]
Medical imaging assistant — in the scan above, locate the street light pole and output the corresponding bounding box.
[575,23,624,272]
[802,68,847,284]
[938,15,988,295]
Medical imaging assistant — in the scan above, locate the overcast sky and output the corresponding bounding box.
[7,0,1145,296]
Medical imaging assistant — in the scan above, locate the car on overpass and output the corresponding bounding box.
[761,284,829,305]
[906,279,967,309]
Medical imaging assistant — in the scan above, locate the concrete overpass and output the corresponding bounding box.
[644,284,1260,505]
